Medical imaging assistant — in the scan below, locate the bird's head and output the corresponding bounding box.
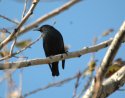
[34,25,53,33]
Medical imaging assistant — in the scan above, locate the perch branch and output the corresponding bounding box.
[0,38,113,70]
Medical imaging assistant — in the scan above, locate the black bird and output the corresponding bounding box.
[35,25,65,76]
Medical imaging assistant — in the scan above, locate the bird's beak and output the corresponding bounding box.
[33,28,41,31]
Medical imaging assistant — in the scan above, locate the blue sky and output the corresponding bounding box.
[0,0,125,98]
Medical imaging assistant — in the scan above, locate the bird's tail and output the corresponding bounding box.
[52,62,59,76]
[62,60,65,69]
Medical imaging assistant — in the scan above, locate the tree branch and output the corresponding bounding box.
[82,66,125,98]
[22,72,81,98]
[82,21,125,98]
[100,66,125,98]
[0,14,19,25]
[20,0,81,34]
[0,35,42,61]
[0,0,81,50]
[93,21,125,98]
[0,38,115,70]
[22,0,29,18]
[0,0,39,50]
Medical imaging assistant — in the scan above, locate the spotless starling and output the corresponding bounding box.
[35,25,65,76]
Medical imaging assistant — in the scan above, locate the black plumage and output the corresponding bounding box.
[35,25,65,76]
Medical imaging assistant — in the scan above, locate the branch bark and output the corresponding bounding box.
[0,0,81,50]
[0,38,113,70]
[22,72,81,98]
[0,0,39,50]
[82,21,125,98]
[19,0,81,34]
[82,66,125,98]
[0,35,42,61]
[0,39,118,70]
[0,20,125,71]
[0,14,19,25]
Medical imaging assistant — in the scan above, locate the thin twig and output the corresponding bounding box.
[0,0,81,49]
[22,72,82,98]
[0,0,39,50]
[0,28,11,34]
[82,21,125,98]
[9,38,17,56]
[72,72,81,98]
[76,74,93,98]
[0,14,19,25]
[0,22,124,71]
[93,21,125,98]
[20,0,81,33]
[22,0,29,18]
[0,35,42,61]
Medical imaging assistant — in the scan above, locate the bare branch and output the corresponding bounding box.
[0,35,42,61]
[93,21,125,98]
[82,21,125,98]
[72,72,81,98]
[0,28,11,34]
[9,38,16,56]
[0,0,39,50]
[23,72,81,98]
[0,0,81,50]
[20,0,81,33]
[0,38,113,70]
[82,66,125,98]
[99,66,125,98]
[0,21,124,82]
[22,0,29,18]
[76,74,93,98]
[0,14,19,25]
